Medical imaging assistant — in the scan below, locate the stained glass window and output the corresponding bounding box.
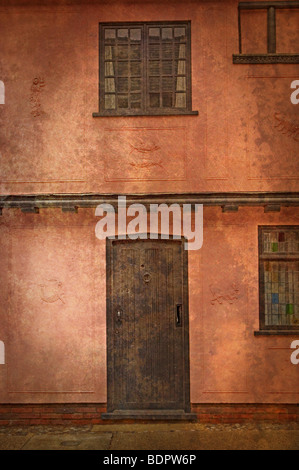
[259,227,299,330]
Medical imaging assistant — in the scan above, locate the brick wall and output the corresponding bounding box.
[0,404,106,426]
[0,404,297,426]
[192,404,299,424]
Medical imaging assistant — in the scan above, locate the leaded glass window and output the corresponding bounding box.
[96,22,197,116]
[259,227,299,330]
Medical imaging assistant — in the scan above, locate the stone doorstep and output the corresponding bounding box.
[102,410,197,421]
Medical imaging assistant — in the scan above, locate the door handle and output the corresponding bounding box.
[116,309,122,325]
[176,304,182,327]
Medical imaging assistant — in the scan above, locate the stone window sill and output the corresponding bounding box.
[254,330,299,336]
[233,54,299,64]
[92,110,199,117]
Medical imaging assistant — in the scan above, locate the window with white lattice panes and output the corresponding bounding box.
[94,21,198,117]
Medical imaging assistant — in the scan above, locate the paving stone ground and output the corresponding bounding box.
[0,422,298,450]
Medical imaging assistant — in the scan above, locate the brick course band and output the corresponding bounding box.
[0,404,297,426]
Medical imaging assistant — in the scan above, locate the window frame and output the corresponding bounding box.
[258,225,299,332]
[93,21,198,117]
[233,1,299,64]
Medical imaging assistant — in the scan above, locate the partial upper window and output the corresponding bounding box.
[93,21,198,116]
[259,226,299,331]
[233,1,299,64]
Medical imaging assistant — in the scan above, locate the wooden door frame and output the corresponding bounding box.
[105,236,192,416]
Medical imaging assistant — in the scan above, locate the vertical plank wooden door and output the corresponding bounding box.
[104,238,193,419]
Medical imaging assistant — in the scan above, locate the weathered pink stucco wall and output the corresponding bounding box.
[0,0,298,194]
[0,207,298,404]
[0,0,298,405]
